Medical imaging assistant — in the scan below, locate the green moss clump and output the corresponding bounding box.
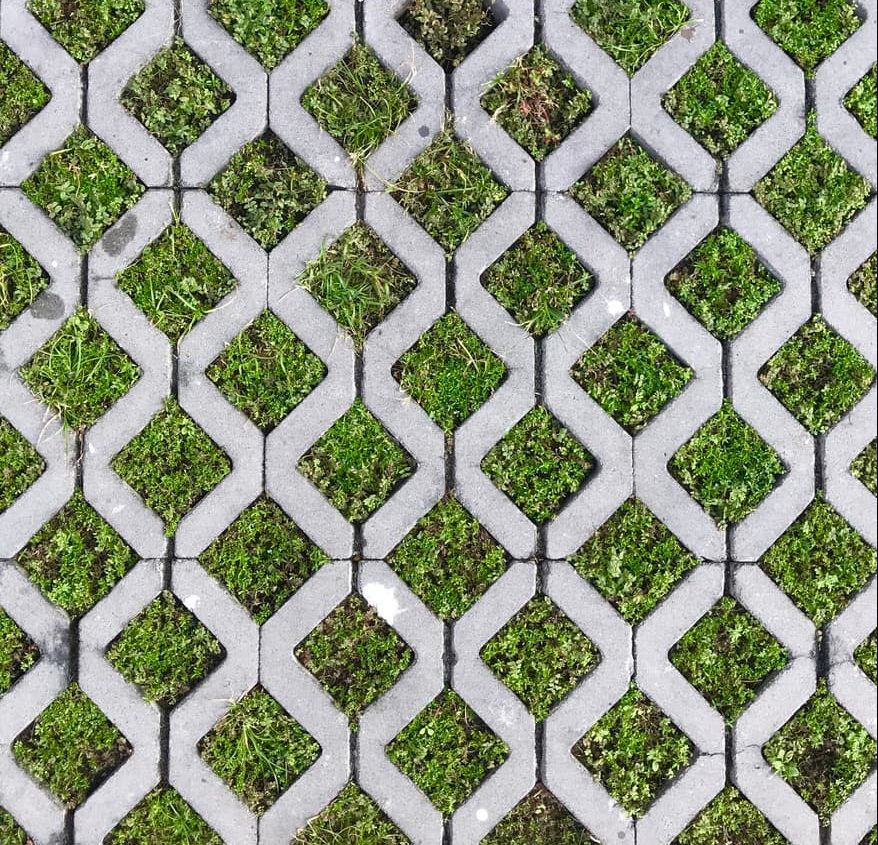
[0,41,50,147]
[293,783,409,844]
[0,228,50,331]
[0,609,39,695]
[0,415,45,513]
[109,788,222,845]
[399,0,496,70]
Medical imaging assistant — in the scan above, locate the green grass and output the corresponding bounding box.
[23,127,144,252]
[20,308,140,430]
[0,228,50,331]
[200,687,321,814]
[670,400,785,526]
[387,689,508,816]
[481,596,599,721]
[293,783,408,844]
[0,608,39,695]
[848,254,877,316]
[761,498,876,628]
[574,685,693,818]
[200,498,328,624]
[394,312,505,433]
[570,135,692,252]
[297,223,416,350]
[852,440,877,496]
[764,679,876,823]
[759,315,875,434]
[482,222,592,336]
[390,125,508,253]
[675,786,787,845]
[302,42,416,173]
[399,0,496,70]
[483,786,597,845]
[855,631,876,684]
[666,228,782,340]
[121,37,233,156]
[0,415,44,513]
[0,808,28,845]
[208,134,326,249]
[481,45,592,161]
[27,0,144,63]
[17,490,137,617]
[112,399,231,535]
[389,496,506,620]
[14,684,131,808]
[207,310,326,431]
[845,65,877,138]
[297,399,414,524]
[753,114,871,254]
[754,0,862,77]
[670,597,788,723]
[570,0,690,75]
[482,406,593,524]
[107,591,223,706]
[109,788,222,845]
[208,0,327,69]
[0,41,50,147]
[571,314,693,432]
[570,498,698,625]
[663,42,778,159]
[295,594,413,722]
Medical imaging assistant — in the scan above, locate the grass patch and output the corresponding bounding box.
[387,689,508,816]
[571,313,693,432]
[670,399,785,526]
[484,786,596,844]
[482,222,592,336]
[852,440,877,496]
[845,65,877,138]
[0,809,28,845]
[570,135,691,252]
[0,41,50,147]
[675,786,787,845]
[0,228,50,332]
[666,228,782,340]
[482,406,593,524]
[14,683,131,808]
[399,0,496,70]
[481,45,592,161]
[393,312,505,433]
[18,490,137,617]
[297,399,414,524]
[759,315,874,434]
[199,686,320,814]
[109,788,222,845]
[293,783,408,844]
[389,496,506,620]
[848,254,876,316]
[761,498,876,628]
[297,223,416,350]
[855,631,876,684]
[0,416,44,513]
[207,310,326,431]
[0,608,39,695]
[112,399,231,535]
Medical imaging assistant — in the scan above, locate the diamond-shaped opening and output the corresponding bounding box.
[666,227,782,340]
[670,399,785,526]
[0,415,45,513]
[387,689,508,816]
[845,64,877,138]
[573,684,693,818]
[764,679,876,823]
[570,498,698,625]
[848,254,876,317]
[482,406,594,524]
[481,45,592,161]
[297,399,415,524]
[481,596,600,721]
[390,124,508,254]
[121,37,233,156]
[17,490,137,617]
[393,312,506,434]
[570,134,692,253]
[483,785,595,844]
[295,593,413,722]
[108,787,222,845]
[14,683,132,808]
[297,223,416,350]
[572,313,693,432]
[22,127,144,252]
[112,398,231,536]
[0,608,40,696]
[671,597,788,723]
[852,440,877,496]
[399,0,499,70]
[762,498,876,628]
[0,807,29,844]
[389,496,506,620]
[0,228,50,332]
[855,631,876,685]
[759,315,875,434]
[200,686,321,815]
[0,41,50,146]
[676,785,788,845]
[20,308,140,430]
[107,591,223,707]
[482,222,593,337]
[208,132,327,249]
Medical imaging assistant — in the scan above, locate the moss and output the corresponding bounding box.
[0,808,28,845]
[0,41,50,147]
[18,490,137,617]
[572,313,693,432]
[848,254,877,316]
[855,631,877,685]
[483,786,597,844]
[0,608,39,695]
[852,440,877,496]
[0,228,50,332]
[0,415,45,513]
[845,65,877,138]
[19,308,140,430]
[674,786,787,845]
[297,399,414,524]
[293,783,409,844]
[481,406,593,524]
[570,499,698,625]
[670,400,785,526]
[570,135,692,253]
[759,315,875,434]
[393,312,505,433]
[108,788,222,845]
[399,0,496,70]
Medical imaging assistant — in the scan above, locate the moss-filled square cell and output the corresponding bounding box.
[483,786,596,844]
[0,608,39,696]
[0,808,29,845]
[0,41,50,147]
[0,415,45,513]
[108,788,222,845]
[845,65,877,138]
[852,440,877,496]
[0,228,50,332]
[848,254,877,316]
[293,783,409,844]
[855,631,876,685]
[675,786,787,845]
[399,0,497,70]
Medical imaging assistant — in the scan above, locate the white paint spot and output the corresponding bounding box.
[606,299,625,316]
[87,442,96,454]
[51,260,59,268]
[363,582,405,625]
[111,504,125,514]
[183,594,200,611]
[476,808,489,823]
[663,301,671,317]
